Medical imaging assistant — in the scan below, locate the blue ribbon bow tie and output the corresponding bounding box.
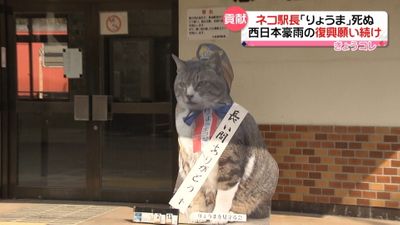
[183,104,233,126]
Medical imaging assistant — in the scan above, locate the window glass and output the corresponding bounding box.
[32,17,67,35]
[16,16,69,100]
[16,42,30,97]
[16,18,29,35]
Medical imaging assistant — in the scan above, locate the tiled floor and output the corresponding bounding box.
[0,200,398,225]
[0,202,116,225]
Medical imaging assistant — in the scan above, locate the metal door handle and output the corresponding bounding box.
[92,95,112,121]
[74,95,112,121]
[74,95,89,121]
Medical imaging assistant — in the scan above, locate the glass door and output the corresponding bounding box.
[98,6,178,202]
[11,9,94,199]
[8,0,178,202]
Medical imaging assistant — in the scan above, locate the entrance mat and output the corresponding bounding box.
[0,204,117,225]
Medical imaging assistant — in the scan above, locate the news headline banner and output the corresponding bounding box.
[239,11,388,47]
[169,103,248,212]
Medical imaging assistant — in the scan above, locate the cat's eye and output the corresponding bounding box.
[177,82,186,89]
[197,81,209,88]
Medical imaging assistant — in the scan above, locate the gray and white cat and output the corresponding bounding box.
[173,44,278,224]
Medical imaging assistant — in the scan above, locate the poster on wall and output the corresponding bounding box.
[187,8,229,40]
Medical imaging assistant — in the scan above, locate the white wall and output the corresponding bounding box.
[179,0,400,126]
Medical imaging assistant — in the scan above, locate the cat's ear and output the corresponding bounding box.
[172,54,186,72]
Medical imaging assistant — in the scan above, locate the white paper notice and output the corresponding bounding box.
[187,8,229,40]
[63,48,83,79]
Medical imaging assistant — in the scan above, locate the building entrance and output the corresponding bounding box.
[4,0,178,202]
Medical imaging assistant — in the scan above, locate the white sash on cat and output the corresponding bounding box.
[201,108,214,146]
[169,103,248,212]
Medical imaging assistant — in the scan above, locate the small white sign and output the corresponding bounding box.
[100,11,128,35]
[1,47,6,68]
[190,212,247,222]
[187,8,228,40]
[63,48,83,79]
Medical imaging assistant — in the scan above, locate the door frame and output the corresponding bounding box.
[5,0,178,201]
[0,0,7,198]
[1,0,15,199]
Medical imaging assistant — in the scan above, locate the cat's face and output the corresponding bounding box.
[173,55,231,111]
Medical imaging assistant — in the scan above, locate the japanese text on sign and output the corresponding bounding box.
[190,212,247,222]
[169,103,248,212]
[240,11,388,48]
[187,8,229,40]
